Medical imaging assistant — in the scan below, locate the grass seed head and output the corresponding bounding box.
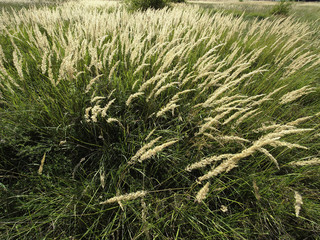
[294,191,303,217]
[195,182,210,203]
[100,190,147,205]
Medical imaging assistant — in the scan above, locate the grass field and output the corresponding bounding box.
[0,0,319,239]
[191,1,320,21]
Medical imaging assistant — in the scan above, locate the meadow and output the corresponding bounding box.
[1,0,320,239]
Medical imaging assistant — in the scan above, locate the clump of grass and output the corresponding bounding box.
[124,0,167,11]
[1,1,320,239]
[270,0,292,16]
[124,0,186,11]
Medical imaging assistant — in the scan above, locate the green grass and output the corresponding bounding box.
[0,1,63,11]
[193,1,320,23]
[0,2,41,10]
[1,1,320,239]
[194,1,320,55]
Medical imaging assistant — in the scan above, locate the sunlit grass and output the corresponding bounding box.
[1,1,319,239]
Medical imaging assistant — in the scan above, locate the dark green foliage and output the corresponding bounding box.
[270,0,292,16]
[124,0,167,11]
[124,0,185,11]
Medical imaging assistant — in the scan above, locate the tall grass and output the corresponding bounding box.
[1,1,320,239]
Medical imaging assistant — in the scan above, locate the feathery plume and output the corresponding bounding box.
[235,109,261,126]
[289,158,320,166]
[100,190,147,205]
[195,182,210,203]
[100,167,105,189]
[294,191,303,217]
[206,135,250,143]
[106,118,119,124]
[280,86,315,104]
[126,92,144,106]
[109,60,120,80]
[185,154,233,172]
[197,127,312,182]
[154,82,179,98]
[287,116,313,126]
[12,50,24,80]
[128,137,162,165]
[145,129,156,141]
[139,139,178,163]
[271,141,308,150]
[91,105,101,123]
[91,96,106,103]
[220,205,228,213]
[41,50,48,74]
[141,198,150,240]
[85,74,103,93]
[38,153,46,175]
[156,102,179,118]
[134,63,150,76]
[101,98,116,118]
[85,107,92,122]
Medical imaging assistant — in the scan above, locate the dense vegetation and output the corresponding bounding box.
[1,1,319,239]
[124,0,185,11]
